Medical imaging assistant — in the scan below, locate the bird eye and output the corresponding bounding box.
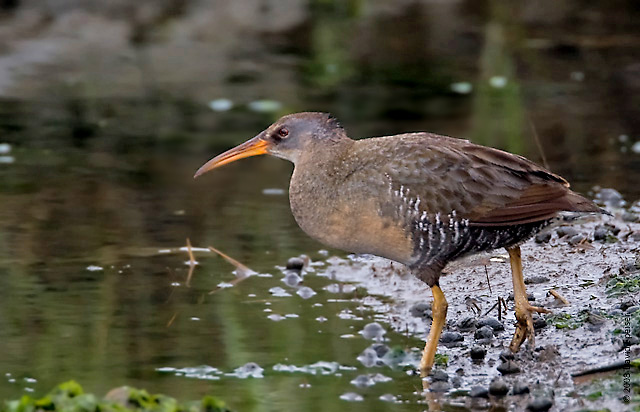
[277,127,289,138]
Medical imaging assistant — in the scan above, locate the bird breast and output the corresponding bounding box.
[288,162,415,265]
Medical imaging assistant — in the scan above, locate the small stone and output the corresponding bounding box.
[356,348,379,367]
[477,317,505,331]
[499,350,514,361]
[440,331,464,345]
[512,382,530,395]
[458,316,477,330]
[535,231,551,243]
[371,343,390,358]
[470,386,489,398]
[339,392,363,402]
[595,188,625,208]
[489,379,509,397]
[525,275,550,285]
[526,397,553,412]
[296,286,316,299]
[622,212,639,222]
[470,346,486,360]
[431,370,448,382]
[626,305,640,314]
[628,231,640,242]
[360,322,386,340]
[475,325,494,340]
[429,381,450,392]
[286,257,305,271]
[533,315,547,330]
[556,227,578,238]
[609,308,624,316]
[497,360,521,375]
[568,233,587,245]
[508,293,535,301]
[593,226,608,241]
[282,272,302,287]
[409,302,432,319]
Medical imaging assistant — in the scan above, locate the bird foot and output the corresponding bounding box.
[509,302,550,352]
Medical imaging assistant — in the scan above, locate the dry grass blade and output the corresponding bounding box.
[549,289,570,305]
[185,238,197,287]
[207,246,257,295]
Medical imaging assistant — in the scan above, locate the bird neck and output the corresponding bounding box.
[288,138,355,239]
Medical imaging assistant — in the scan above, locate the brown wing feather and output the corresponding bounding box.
[356,133,599,227]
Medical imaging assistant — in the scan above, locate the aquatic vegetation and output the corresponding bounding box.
[546,312,590,330]
[1,381,231,412]
[606,274,640,297]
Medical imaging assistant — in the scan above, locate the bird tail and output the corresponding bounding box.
[563,191,610,215]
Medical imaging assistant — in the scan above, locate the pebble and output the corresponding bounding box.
[360,322,386,340]
[286,257,305,271]
[595,188,625,208]
[470,346,486,360]
[533,315,547,330]
[356,348,379,367]
[617,300,636,311]
[508,293,535,301]
[512,382,530,395]
[296,286,316,299]
[534,231,551,243]
[568,233,587,245]
[629,231,640,242]
[609,308,624,316]
[470,386,489,398]
[499,350,515,361]
[626,305,640,314]
[458,316,477,330]
[429,381,450,392]
[282,272,302,287]
[556,227,578,238]
[526,397,553,412]
[371,343,390,358]
[525,275,550,285]
[430,370,449,382]
[488,379,509,397]
[497,360,521,375]
[593,226,609,241]
[409,302,432,319]
[440,331,464,345]
[477,317,505,331]
[622,211,639,222]
[474,325,494,340]
[339,392,363,402]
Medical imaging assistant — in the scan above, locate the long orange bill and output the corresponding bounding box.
[193,133,268,178]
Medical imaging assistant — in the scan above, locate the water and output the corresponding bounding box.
[1,1,640,410]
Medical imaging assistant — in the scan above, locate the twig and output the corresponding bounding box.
[483,300,499,317]
[207,246,256,295]
[484,265,492,294]
[528,116,549,170]
[167,312,178,327]
[549,289,570,305]
[572,359,639,377]
[185,238,196,287]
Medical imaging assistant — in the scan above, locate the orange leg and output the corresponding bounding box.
[507,246,550,352]
[420,285,448,376]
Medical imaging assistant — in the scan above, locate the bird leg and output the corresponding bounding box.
[507,246,550,352]
[420,284,448,376]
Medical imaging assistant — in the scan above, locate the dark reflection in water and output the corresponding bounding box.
[0,0,639,410]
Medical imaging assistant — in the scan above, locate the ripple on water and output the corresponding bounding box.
[272,361,356,376]
[339,392,364,402]
[269,286,292,297]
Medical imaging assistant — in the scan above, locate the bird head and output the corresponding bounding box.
[194,112,345,178]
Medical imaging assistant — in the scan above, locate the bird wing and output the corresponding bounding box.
[356,133,594,227]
